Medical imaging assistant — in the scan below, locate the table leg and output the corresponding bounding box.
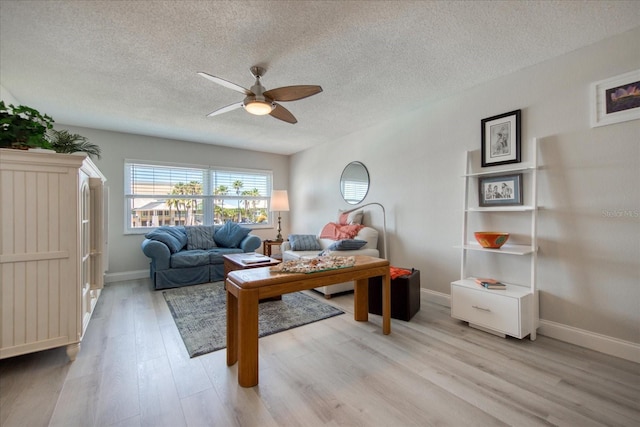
[226,283,238,366]
[382,272,391,335]
[354,278,369,321]
[237,288,260,387]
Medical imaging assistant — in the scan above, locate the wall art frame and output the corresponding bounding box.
[590,69,640,128]
[478,173,523,207]
[481,109,521,167]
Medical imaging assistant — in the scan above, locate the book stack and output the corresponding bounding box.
[474,278,506,290]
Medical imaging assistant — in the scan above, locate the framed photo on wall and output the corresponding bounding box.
[481,109,521,167]
[591,69,640,128]
[478,173,523,207]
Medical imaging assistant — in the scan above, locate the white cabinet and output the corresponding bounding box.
[451,138,539,340]
[451,280,533,339]
[0,149,106,360]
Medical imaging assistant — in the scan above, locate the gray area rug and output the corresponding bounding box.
[163,282,344,358]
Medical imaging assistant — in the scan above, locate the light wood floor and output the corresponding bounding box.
[1,279,638,427]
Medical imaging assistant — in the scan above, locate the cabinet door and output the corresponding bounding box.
[80,180,92,331]
[89,177,104,291]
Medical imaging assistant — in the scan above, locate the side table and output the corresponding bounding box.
[263,239,286,259]
[223,253,281,277]
[222,253,282,302]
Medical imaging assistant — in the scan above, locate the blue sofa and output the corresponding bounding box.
[141,223,261,289]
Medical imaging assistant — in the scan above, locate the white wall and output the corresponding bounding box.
[290,28,640,350]
[0,85,19,104]
[54,126,290,280]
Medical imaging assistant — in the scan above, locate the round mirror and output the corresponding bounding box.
[340,161,370,205]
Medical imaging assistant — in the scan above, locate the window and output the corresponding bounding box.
[124,161,273,233]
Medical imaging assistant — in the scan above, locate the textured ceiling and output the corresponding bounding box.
[1,1,639,155]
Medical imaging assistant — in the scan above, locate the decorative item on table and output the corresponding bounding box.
[474,232,510,249]
[271,256,355,273]
[269,190,289,241]
[474,277,506,290]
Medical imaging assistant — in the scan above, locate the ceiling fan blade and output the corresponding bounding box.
[269,103,297,124]
[197,72,253,95]
[206,102,243,117]
[263,85,322,102]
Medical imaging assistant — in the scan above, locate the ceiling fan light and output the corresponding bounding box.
[244,100,274,116]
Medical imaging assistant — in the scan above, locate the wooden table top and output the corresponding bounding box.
[223,252,280,268]
[227,255,389,289]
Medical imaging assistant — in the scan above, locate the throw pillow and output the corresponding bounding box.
[214,221,250,248]
[327,239,367,251]
[185,226,217,250]
[338,209,363,225]
[289,234,322,251]
[145,227,185,253]
[162,226,188,249]
[319,222,364,240]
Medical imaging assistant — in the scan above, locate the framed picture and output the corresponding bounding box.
[481,109,521,167]
[591,69,640,128]
[478,173,523,207]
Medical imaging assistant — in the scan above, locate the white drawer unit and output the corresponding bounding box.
[451,279,533,339]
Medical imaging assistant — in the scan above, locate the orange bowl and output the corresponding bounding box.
[474,232,510,249]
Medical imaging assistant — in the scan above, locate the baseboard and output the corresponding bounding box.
[538,319,640,363]
[422,288,451,307]
[104,270,148,283]
[420,288,640,363]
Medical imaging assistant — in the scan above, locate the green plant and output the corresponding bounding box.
[49,129,102,159]
[0,101,54,149]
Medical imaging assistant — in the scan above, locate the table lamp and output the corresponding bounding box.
[269,190,289,241]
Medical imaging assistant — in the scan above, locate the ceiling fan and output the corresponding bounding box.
[198,66,322,124]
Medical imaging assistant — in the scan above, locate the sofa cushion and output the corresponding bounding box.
[327,239,367,251]
[289,234,322,251]
[214,221,251,248]
[207,247,244,264]
[170,250,210,268]
[185,226,217,250]
[145,226,187,253]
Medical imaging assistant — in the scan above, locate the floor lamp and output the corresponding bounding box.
[340,202,388,260]
[270,190,289,241]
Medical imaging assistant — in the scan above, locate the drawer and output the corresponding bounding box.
[451,284,520,336]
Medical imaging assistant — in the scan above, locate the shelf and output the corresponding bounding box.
[463,165,536,178]
[452,278,532,297]
[467,206,535,212]
[460,242,536,255]
[455,139,539,341]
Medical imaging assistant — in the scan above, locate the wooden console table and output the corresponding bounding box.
[225,255,391,387]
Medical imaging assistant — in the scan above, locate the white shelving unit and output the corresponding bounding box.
[451,138,539,340]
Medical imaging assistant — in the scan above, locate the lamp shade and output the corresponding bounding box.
[270,190,289,212]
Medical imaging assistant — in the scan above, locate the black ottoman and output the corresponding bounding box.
[368,269,421,321]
